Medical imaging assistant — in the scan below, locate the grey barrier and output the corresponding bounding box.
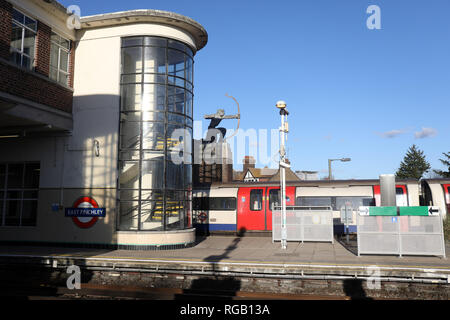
[272,206,334,243]
[357,213,446,258]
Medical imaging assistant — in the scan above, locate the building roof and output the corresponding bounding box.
[79,9,208,51]
[39,0,68,16]
[296,170,319,174]
[240,167,301,182]
[268,168,301,182]
[246,168,278,178]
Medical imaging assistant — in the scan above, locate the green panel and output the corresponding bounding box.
[399,206,429,216]
[369,206,397,216]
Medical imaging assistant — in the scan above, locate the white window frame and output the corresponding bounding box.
[10,8,37,69]
[50,32,71,86]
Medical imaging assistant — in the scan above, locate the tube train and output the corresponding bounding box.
[192,179,450,234]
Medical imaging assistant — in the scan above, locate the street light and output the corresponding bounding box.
[276,100,289,250]
[328,158,351,180]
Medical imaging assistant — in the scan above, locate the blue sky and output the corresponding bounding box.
[61,0,450,179]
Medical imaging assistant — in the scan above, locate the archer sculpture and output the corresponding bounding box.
[203,94,240,144]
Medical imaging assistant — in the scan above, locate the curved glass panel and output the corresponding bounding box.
[118,36,194,231]
[144,46,166,74]
[122,47,143,74]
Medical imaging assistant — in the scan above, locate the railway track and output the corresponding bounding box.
[1,283,351,300]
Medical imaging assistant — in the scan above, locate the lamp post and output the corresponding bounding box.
[276,100,289,250]
[328,158,351,180]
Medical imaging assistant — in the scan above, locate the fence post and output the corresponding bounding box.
[272,204,274,244]
[357,212,360,257]
[300,210,304,243]
[398,216,402,258]
[439,212,446,259]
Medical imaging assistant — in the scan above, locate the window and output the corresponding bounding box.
[209,197,236,211]
[10,8,37,69]
[296,196,375,210]
[336,197,375,210]
[446,186,450,212]
[250,189,263,211]
[192,197,236,211]
[446,186,450,204]
[50,32,70,86]
[118,36,195,231]
[296,197,332,207]
[269,189,280,210]
[193,197,207,211]
[0,163,40,227]
[268,189,290,210]
[396,187,407,206]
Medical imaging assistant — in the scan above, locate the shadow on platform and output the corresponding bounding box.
[175,228,247,299]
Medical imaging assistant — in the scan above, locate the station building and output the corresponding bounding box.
[0,0,207,249]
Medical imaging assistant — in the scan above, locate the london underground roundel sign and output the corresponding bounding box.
[65,196,106,228]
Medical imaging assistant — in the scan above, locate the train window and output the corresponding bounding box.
[209,197,236,211]
[269,189,279,210]
[395,187,407,206]
[250,189,263,211]
[193,197,237,211]
[336,197,375,210]
[193,197,208,210]
[296,197,332,207]
[269,189,290,210]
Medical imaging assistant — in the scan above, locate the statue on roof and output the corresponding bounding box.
[203,94,241,143]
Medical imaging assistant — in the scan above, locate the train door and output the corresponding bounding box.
[373,185,408,206]
[237,187,266,231]
[266,186,296,231]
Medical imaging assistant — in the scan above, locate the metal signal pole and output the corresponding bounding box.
[276,101,289,250]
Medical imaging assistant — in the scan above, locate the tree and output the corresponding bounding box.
[396,144,431,180]
[433,152,450,178]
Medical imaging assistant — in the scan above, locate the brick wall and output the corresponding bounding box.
[0,0,73,113]
[0,59,73,113]
[0,0,12,60]
[35,21,51,77]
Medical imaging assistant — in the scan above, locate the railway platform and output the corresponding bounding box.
[0,236,449,299]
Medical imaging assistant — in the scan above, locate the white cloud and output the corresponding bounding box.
[377,129,406,139]
[414,127,437,139]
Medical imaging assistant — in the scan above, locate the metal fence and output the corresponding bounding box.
[272,206,334,243]
[357,213,446,258]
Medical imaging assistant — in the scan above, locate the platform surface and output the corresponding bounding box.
[0,236,449,270]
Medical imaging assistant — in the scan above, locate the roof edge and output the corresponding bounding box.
[79,9,208,51]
